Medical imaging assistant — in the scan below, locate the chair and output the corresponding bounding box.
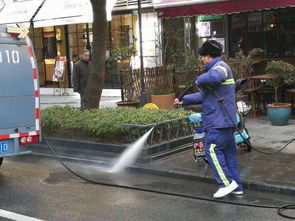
[285,88,295,115]
[244,86,261,117]
[257,87,274,114]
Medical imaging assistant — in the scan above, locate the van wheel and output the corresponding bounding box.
[0,158,3,166]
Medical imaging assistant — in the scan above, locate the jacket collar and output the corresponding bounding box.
[204,57,222,71]
[81,59,89,64]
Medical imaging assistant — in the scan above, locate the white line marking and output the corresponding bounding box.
[0,209,45,221]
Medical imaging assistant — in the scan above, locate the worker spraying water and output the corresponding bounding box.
[110,40,241,192]
[109,127,154,173]
[41,42,295,220]
[174,40,242,198]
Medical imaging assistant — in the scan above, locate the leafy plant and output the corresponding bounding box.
[41,106,193,144]
[107,46,138,102]
[149,66,175,96]
[222,51,257,80]
[120,68,140,102]
[153,19,184,67]
[151,89,175,95]
[173,50,204,97]
[265,60,295,103]
[107,30,137,102]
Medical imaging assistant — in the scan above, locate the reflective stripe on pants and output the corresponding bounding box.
[205,128,242,191]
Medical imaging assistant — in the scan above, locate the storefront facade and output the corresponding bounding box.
[8,1,295,88]
[27,0,159,89]
[29,24,92,87]
[155,0,295,70]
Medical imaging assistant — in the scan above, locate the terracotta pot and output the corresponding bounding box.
[151,93,176,109]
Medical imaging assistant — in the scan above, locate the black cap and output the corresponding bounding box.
[198,40,223,58]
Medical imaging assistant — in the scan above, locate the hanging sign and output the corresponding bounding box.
[7,23,29,39]
[198,21,211,37]
[53,56,66,82]
[197,14,222,21]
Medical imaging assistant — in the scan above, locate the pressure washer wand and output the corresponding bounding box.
[152,83,195,129]
[178,83,195,102]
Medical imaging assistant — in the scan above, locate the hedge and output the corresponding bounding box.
[41,106,193,143]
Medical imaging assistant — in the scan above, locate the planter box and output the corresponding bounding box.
[116,101,139,108]
[28,135,192,163]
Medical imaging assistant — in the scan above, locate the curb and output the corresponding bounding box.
[35,136,193,163]
[128,164,295,196]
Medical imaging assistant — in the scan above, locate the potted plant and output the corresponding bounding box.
[150,66,176,109]
[151,89,176,109]
[265,60,295,125]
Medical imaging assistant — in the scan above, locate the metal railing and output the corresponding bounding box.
[122,117,194,145]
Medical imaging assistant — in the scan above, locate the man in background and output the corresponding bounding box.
[73,49,91,109]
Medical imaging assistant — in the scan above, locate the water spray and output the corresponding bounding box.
[109,83,195,173]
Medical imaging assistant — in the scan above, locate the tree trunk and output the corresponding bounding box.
[274,86,279,104]
[82,0,107,109]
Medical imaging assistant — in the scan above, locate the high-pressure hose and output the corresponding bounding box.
[42,134,295,219]
[41,79,295,219]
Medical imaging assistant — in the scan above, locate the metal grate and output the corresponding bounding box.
[122,117,195,145]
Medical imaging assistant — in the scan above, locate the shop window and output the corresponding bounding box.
[211,20,224,37]
[248,12,262,32]
[263,10,278,25]
[29,27,46,86]
[279,8,295,22]
[111,14,134,49]
[230,8,295,58]
[68,24,88,59]
[247,12,263,54]
[263,10,279,57]
[230,14,246,56]
[162,17,185,66]
[280,22,295,57]
[43,36,57,59]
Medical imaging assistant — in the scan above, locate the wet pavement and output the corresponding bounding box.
[2,154,295,221]
[39,89,295,195]
[133,116,295,195]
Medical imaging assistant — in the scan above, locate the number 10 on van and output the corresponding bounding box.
[0,141,8,153]
[0,50,20,64]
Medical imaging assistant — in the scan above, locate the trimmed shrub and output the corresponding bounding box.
[41,106,193,143]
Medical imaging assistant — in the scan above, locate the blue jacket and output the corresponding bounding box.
[182,57,237,130]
